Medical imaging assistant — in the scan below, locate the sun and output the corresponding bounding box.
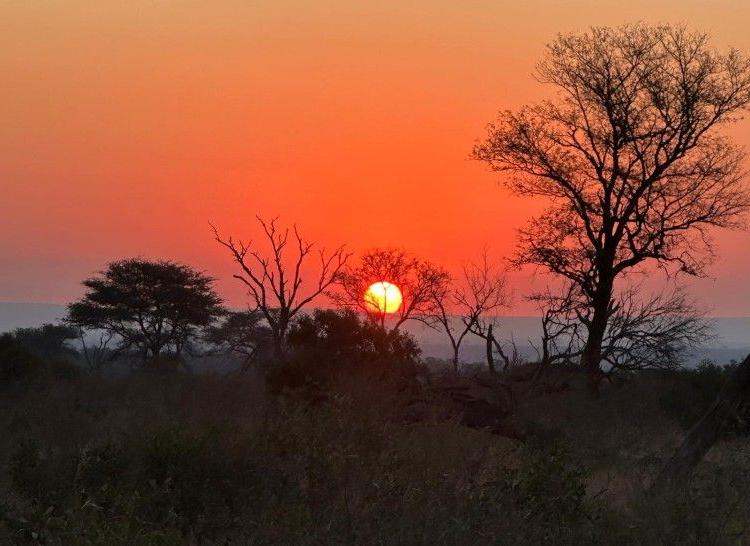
[364,281,403,314]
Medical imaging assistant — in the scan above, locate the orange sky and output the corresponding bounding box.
[2,1,750,314]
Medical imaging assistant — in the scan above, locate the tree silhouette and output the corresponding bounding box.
[474,24,750,389]
[67,259,223,363]
[213,216,350,360]
[430,252,511,372]
[334,248,450,332]
[203,310,273,373]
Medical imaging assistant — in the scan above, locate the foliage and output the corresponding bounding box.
[202,309,273,372]
[12,323,79,363]
[0,334,45,385]
[659,361,732,430]
[67,259,224,362]
[2,369,750,543]
[269,309,421,390]
[0,377,604,545]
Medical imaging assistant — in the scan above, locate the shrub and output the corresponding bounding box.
[9,439,78,509]
[659,361,729,430]
[269,309,421,391]
[12,323,79,364]
[0,334,45,386]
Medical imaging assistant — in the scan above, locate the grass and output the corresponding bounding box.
[0,363,749,544]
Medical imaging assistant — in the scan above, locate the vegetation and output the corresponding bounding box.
[474,23,750,388]
[1,21,750,546]
[67,259,224,364]
[334,248,450,331]
[213,216,350,360]
[1,358,750,544]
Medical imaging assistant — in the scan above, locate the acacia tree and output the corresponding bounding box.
[430,253,511,372]
[474,24,750,388]
[213,217,350,360]
[67,259,224,362]
[334,248,450,332]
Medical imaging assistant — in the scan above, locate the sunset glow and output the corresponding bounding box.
[364,281,403,314]
[1,2,750,314]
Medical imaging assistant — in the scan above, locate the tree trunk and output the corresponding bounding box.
[653,353,750,492]
[452,347,459,374]
[580,282,612,392]
[486,324,496,374]
[271,333,284,362]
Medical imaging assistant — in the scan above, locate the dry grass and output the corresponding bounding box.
[0,365,748,544]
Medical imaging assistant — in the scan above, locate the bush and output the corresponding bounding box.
[269,309,422,391]
[9,439,78,509]
[659,361,729,430]
[1,386,603,545]
[12,323,79,364]
[0,334,45,386]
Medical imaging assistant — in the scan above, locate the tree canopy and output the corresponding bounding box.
[474,24,750,386]
[67,259,224,361]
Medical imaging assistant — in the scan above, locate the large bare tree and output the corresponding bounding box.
[474,24,750,388]
[213,217,350,360]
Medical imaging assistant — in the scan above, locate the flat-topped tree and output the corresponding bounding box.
[474,24,750,389]
[67,259,223,363]
[213,216,350,361]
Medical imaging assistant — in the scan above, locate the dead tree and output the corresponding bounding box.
[474,24,750,390]
[430,253,511,373]
[334,248,450,332]
[654,353,750,492]
[213,217,350,360]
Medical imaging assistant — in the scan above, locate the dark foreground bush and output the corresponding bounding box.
[0,379,604,545]
[659,361,732,430]
[2,371,750,544]
[0,334,46,387]
[268,309,422,392]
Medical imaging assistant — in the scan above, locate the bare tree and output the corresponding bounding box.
[213,217,350,360]
[334,248,450,331]
[600,286,713,373]
[528,285,585,376]
[474,24,750,389]
[77,329,114,372]
[430,253,511,373]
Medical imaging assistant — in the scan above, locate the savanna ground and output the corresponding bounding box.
[1,348,749,546]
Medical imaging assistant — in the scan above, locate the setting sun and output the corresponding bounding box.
[364,281,403,314]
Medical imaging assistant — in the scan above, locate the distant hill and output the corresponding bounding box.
[1,302,747,365]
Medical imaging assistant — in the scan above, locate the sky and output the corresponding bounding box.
[2,1,750,314]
